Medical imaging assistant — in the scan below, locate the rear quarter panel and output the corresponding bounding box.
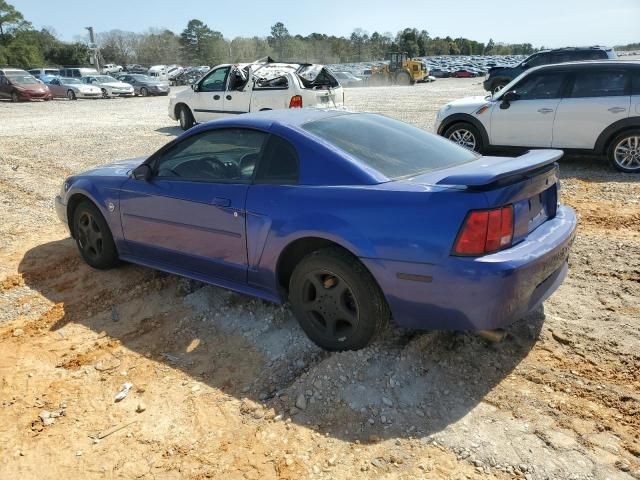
[245,183,487,299]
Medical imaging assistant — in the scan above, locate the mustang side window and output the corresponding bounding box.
[513,73,565,100]
[254,135,299,184]
[154,128,267,183]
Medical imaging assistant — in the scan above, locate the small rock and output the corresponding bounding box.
[551,330,572,345]
[76,451,83,457]
[136,402,146,413]
[295,393,307,411]
[615,460,631,472]
[382,397,393,407]
[12,328,24,337]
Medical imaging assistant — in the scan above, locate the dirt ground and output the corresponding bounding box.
[0,78,639,480]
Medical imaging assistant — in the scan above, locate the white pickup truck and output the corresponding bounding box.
[168,59,344,130]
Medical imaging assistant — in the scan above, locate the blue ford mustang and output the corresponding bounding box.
[55,109,577,350]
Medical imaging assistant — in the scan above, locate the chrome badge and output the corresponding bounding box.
[107,202,115,213]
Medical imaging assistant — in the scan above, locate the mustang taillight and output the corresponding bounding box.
[453,205,514,256]
[289,95,303,108]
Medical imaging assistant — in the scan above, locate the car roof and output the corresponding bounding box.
[536,46,614,54]
[529,60,640,73]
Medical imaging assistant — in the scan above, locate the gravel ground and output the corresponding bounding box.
[0,78,639,479]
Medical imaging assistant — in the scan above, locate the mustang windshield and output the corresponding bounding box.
[303,113,479,179]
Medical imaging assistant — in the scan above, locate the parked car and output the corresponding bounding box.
[483,46,618,93]
[43,76,102,100]
[55,109,576,350]
[80,75,134,98]
[102,64,123,74]
[59,67,99,78]
[453,69,477,78]
[331,71,363,87]
[28,67,61,79]
[118,74,170,97]
[169,60,343,130]
[0,72,52,101]
[435,61,640,173]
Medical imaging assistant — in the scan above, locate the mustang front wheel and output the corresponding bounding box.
[289,248,389,351]
[73,201,119,269]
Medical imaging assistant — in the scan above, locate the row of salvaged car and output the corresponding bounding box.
[0,68,170,101]
[167,58,640,173]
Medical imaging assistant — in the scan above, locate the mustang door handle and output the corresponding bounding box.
[537,108,554,114]
[226,95,232,100]
[213,95,220,100]
[211,197,231,207]
[608,107,626,113]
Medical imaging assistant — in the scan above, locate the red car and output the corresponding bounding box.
[453,69,478,78]
[0,70,53,102]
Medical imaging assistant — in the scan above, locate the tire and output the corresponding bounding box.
[444,122,484,153]
[491,81,508,94]
[72,201,119,269]
[288,247,390,351]
[11,92,19,102]
[607,129,640,173]
[178,105,195,130]
[101,88,109,99]
[140,87,148,97]
[67,90,76,100]
[395,71,412,86]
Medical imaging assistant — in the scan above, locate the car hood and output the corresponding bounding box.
[80,157,147,177]
[444,95,490,112]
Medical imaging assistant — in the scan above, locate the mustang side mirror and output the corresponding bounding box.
[132,164,152,181]
[500,90,518,109]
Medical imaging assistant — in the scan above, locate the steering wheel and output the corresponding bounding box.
[202,157,228,178]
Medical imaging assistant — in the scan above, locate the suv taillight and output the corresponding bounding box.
[289,95,303,108]
[453,205,513,256]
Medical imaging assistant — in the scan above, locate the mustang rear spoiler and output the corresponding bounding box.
[436,150,563,188]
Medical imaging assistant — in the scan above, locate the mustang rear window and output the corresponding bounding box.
[303,113,479,179]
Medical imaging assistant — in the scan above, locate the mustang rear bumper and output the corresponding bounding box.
[361,205,577,331]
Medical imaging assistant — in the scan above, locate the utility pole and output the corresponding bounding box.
[85,26,100,72]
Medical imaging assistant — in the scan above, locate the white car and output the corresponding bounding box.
[102,64,123,74]
[43,77,102,100]
[169,59,344,130]
[435,61,640,172]
[81,75,134,98]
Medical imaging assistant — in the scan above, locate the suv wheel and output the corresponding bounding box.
[444,122,484,153]
[492,81,508,93]
[609,130,640,173]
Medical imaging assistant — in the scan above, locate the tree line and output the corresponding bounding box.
[1,0,537,69]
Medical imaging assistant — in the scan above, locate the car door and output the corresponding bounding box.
[490,71,567,147]
[119,127,268,284]
[191,66,230,123]
[46,78,64,97]
[552,68,631,149]
[224,67,251,114]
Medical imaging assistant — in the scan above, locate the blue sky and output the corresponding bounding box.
[11,0,639,47]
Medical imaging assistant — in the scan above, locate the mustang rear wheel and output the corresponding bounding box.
[444,122,484,153]
[67,89,76,100]
[289,248,389,351]
[73,201,119,269]
[608,130,640,173]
